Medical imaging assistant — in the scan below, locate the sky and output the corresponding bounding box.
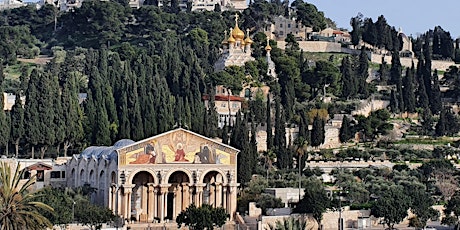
[306,0,460,38]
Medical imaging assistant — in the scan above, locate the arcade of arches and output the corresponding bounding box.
[109,169,238,222]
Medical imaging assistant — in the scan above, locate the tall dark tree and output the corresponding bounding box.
[349,13,363,48]
[390,51,404,112]
[9,91,24,158]
[311,115,325,148]
[339,116,352,143]
[266,94,273,150]
[402,66,416,113]
[61,72,84,157]
[340,57,356,99]
[357,47,369,97]
[430,70,442,115]
[0,63,9,154]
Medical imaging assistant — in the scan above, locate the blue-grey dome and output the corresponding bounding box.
[80,139,135,161]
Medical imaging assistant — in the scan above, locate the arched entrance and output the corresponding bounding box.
[131,171,155,222]
[167,171,190,220]
[203,171,225,208]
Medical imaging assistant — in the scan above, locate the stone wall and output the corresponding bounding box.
[370,53,459,71]
[277,41,342,53]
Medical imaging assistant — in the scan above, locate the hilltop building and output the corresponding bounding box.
[0,0,26,10]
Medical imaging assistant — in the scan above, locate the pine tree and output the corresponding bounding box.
[9,91,24,157]
[339,116,352,143]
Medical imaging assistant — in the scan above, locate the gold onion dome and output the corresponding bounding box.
[227,34,236,44]
[232,14,245,40]
[241,40,246,46]
[232,25,245,41]
[244,29,253,44]
[265,37,272,51]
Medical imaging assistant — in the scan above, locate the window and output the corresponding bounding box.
[288,24,291,28]
[232,103,239,108]
[279,31,284,36]
[37,170,44,182]
[51,171,60,179]
[221,103,226,107]
[280,24,283,28]
[61,171,66,178]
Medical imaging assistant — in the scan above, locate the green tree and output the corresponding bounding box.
[430,70,442,115]
[402,65,416,113]
[0,162,53,229]
[442,191,460,229]
[349,14,363,48]
[0,64,9,154]
[339,115,352,143]
[371,185,410,229]
[295,178,330,224]
[74,199,115,230]
[9,91,24,158]
[176,204,228,230]
[34,187,73,228]
[310,115,325,148]
[61,72,84,157]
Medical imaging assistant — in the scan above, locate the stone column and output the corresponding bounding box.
[215,182,222,207]
[195,183,205,207]
[159,184,170,222]
[147,183,155,221]
[228,184,238,221]
[222,186,227,211]
[122,185,134,219]
[174,186,182,219]
[182,184,190,210]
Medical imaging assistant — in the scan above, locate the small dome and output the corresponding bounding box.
[265,44,272,51]
[244,36,253,44]
[228,35,236,43]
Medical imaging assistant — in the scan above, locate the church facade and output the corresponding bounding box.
[66,128,239,223]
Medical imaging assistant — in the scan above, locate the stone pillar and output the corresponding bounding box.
[122,185,134,219]
[195,184,205,207]
[159,185,170,222]
[147,183,155,221]
[182,184,190,210]
[174,186,182,219]
[228,184,238,221]
[215,183,222,207]
[222,186,227,211]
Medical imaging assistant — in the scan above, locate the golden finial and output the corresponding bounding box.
[265,37,272,51]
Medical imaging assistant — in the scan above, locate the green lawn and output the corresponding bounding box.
[4,62,35,80]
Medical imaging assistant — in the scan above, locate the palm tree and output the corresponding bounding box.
[269,217,307,230]
[293,137,308,202]
[0,162,53,230]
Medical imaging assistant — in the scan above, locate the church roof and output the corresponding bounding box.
[80,139,135,161]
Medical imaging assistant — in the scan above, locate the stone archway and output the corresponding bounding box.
[202,171,225,208]
[167,171,191,220]
[131,171,155,223]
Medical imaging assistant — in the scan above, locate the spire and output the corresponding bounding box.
[244,28,253,45]
[265,37,272,52]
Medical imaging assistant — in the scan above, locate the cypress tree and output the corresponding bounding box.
[423,35,432,99]
[311,115,325,148]
[403,66,416,113]
[435,108,446,137]
[340,57,356,99]
[61,72,84,157]
[266,94,273,150]
[357,47,369,97]
[86,67,111,145]
[378,57,389,84]
[390,51,404,112]
[0,63,9,154]
[128,69,144,141]
[416,58,429,109]
[339,116,352,143]
[10,91,24,157]
[430,70,442,115]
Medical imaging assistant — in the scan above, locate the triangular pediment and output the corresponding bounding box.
[118,128,239,166]
[26,162,53,171]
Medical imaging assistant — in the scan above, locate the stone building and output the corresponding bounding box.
[66,128,239,223]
